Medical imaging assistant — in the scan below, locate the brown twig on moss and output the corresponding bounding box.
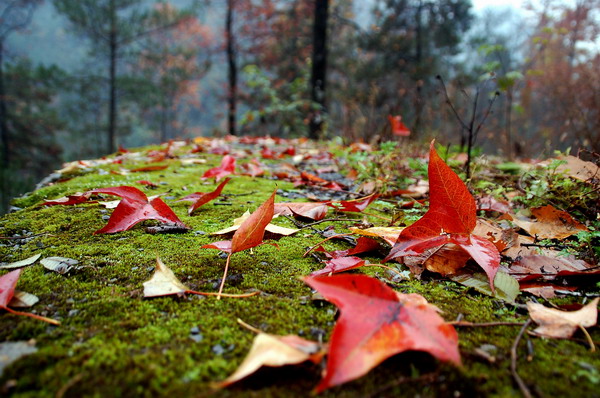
[511,319,533,398]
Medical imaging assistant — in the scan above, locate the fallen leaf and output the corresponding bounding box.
[327,194,379,213]
[509,205,588,240]
[9,291,39,308]
[273,202,329,221]
[450,271,520,303]
[232,190,276,253]
[177,178,231,215]
[91,186,188,234]
[303,274,460,392]
[0,341,37,377]
[143,257,189,297]
[0,269,59,325]
[0,253,42,269]
[219,332,324,388]
[310,256,366,276]
[388,115,411,136]
[316,236,382,260]
[510,255,592,281]
[41,192,93,206]
[349,226,404,245]
[211,210,298,237]
[385,141,500,291]
[129,164,168,172]
[41,257,78,274]
[202,154,236,181]
[527,297,599,339]
[543,155,600,184]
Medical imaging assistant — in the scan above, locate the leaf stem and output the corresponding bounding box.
[3,306,60,325]
[236,318,263,334]
[217,253,233,300]
[186,290,259,299]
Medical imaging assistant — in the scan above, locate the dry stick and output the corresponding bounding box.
[3,306,60,325]
[511,319,533,398]
[237,318,263,334]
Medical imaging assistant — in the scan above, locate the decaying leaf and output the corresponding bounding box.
[41,192,93,206]
[303,274,460,392]
[508,205,588,240]
[273,202,329,221]
[0,253,42,269]
[143,257,189,297]
[527,298,599,339]
[41,257,79,274]
[219,331,325,388]
[543,155,600,184]
[450,271,520,303]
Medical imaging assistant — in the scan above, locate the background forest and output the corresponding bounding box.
[1,0,599,214]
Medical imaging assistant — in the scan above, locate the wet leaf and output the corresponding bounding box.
[303,274,460,392]
[528,297,599,339]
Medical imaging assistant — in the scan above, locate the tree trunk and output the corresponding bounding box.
[309,0,329,139]
[108,0,117,154]
[0,40,8,168]
[226,0,237,136]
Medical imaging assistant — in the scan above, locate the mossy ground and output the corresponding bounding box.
[1,142,599,398]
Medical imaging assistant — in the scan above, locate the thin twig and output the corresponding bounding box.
[236,318,263,334]
[511,319,533,398]
[4,307,60,325]
[297,218,354,229]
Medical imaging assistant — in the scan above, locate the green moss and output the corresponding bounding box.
[1,145,599,397]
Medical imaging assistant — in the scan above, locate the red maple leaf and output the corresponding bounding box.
[303,274,460,392]
[327,194,379,213]
[385,141,500,290]
[91,186,188,234]
[0,269,59,325]
[273,202,329,221]
[388,115,411,136]
[41,192,93,206]
[177,178,231,215]
[202,154,236,181]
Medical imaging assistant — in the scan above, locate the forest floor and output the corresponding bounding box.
[0,136,599,398]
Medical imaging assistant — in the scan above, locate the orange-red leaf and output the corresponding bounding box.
[303,274,460,393]
[91,186,188,234]
[231,190,276,253]
[178,178,231,215]
[203,155,236,181]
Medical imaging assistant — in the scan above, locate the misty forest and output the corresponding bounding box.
[1,0,598,210]
[0,1,599,397]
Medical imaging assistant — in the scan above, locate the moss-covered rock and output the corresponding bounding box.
[1,141,598,397]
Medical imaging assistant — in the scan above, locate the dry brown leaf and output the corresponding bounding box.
[510,255,591,280]
[527,297,599,338]
[545,155,600,184]
[143,257,189,297]
[424,243,471,276]
[219,332,324,388]
[509,205,588,240]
